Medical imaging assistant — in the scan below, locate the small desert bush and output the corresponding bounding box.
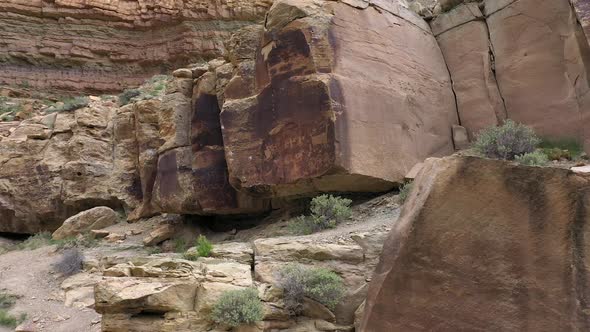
[210,288,263,327]
[174,238,187,253]
[195,235,212,257]
[53,248,84,277]
[398,182,414,203]
[289,195,352,235]
[45,96,89,113]
[0,293,16,310]
[55,233,98,250]
[15,232,54,250]
[474,120,540,160]
[0,292,24,328]
[0,310,25,328]
[515,150,549,166]
[183,235,213,261]
[539,138,583,161]
[118,89,141,106]
[276,264,344,315]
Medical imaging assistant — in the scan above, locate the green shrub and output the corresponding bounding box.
[0,293,16,310]
[118,89,141,106]
[289,195,352,235]
[398,182,414,203]
[515,150,549,166]
[15,232,54,250]
[45,97,89,113]
[210,288,263,327]
[539,138,583,160]
[474,120,540,160]
[0,292,24,328]
[276,264,345,315]
[195,235,212,257]
[183,235,213,260]
[174,238,187,253]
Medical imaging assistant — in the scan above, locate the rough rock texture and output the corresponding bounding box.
[433,0,590,148]
[361,156,590,331]
[0,99,140,234]
[486,0,590,149]
[52,206,119,240]
[92,228,391,331]
[220,0,458,197]
[0,0,273,94]
[432,3,506,139]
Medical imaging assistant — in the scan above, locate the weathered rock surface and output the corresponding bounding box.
[0,0,273,93]
[0,99,140,234]
[486,0,590,149]
[52,206,119,240]
[220,0,458,197]
[361,156,590,331]
[432,3,505,139]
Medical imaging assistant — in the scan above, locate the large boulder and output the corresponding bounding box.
[52,206,119,240]
[360,156,590,331]
[220,0,458,197]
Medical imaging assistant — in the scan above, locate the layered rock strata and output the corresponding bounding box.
[0,0,273,93]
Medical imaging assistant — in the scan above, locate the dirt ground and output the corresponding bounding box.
[0,246,100,332]
[0,191,402,332]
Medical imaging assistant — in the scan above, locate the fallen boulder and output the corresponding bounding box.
[52,207,119,240]
[361,156,590,331]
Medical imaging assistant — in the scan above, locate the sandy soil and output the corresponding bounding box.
[0,246,100,332]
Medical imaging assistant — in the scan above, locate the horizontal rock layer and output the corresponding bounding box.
[0,0,272,93]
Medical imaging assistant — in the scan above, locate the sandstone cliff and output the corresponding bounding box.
[0,0,272,93]
[1,0,590,232]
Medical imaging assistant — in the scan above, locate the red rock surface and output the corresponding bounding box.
[361,156,590,331]
[0,0,272,93]
[220,0,458,197]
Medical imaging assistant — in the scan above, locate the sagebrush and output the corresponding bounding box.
[515,151,548,166]
[474,120,540,160]
[276,264,345,315]
[53,248,83,277]
[210,288,263,327]
[289,195,352,235]
[398,182,414,203]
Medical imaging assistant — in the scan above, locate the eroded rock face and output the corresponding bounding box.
[361,156,590,331]
[220,0,458,197]
[0,100,140,234]
[433,0,590,148]
[0,0,273,93]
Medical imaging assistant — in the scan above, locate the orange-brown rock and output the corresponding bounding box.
[485,0,590,149]
[432,3,506,139]
[0,0,273,93]
[361,156,590,331]
[220,0,459,197]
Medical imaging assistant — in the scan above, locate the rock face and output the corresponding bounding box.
[0,0,272,93]
[220,0,458,197]
[433,0,590,148]
[0,100,140,234]
[52,206,119,240]
[361,156,590,331]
